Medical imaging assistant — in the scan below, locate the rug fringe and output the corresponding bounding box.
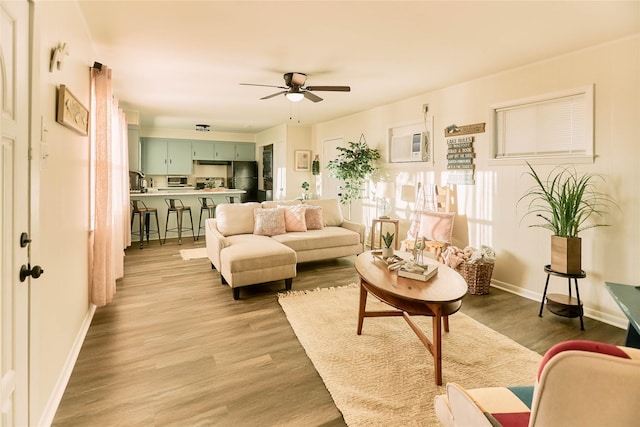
[278,283,358,299]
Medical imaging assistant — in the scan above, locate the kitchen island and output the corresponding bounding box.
[130,189,246,242]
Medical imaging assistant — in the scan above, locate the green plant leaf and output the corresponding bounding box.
[382,231,394,248]
[518,162,618,237]
[326,137,381,205]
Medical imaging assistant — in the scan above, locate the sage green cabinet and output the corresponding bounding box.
[145,138,255,168]
[234,143,255,161]
[141,138,193,175]
[213,142,236,160]
[191,141,214,160]
[191,141,254,161]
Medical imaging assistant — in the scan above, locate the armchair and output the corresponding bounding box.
[434,340,640,427]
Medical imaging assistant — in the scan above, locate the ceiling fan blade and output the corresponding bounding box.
[303,91,323,103]
[305,85,351,92]
[240,83,288,89]
[260,90,288,100]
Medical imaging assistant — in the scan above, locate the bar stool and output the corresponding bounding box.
[130,200,162,249]
[226,195,242,204]
[163,198,195,244]
[197,197,216,240]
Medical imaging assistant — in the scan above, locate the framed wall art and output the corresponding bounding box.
[294,150,311,171]
[56,84,89,135]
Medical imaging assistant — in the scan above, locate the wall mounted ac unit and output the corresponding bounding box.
[390,132,426,163]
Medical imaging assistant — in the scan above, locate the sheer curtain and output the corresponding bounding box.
[89,65,129,307]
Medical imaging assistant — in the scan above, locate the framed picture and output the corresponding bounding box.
[294,150,311,172]
[56,84,89,135]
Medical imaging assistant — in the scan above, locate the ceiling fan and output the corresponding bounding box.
[240,72,350,103]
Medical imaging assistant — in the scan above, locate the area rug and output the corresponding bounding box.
[179,247,207,260]
[278,284,542,427]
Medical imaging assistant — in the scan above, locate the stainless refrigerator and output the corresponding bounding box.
[227,161,258,202]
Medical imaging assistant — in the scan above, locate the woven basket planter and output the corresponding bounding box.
[456,262,494,295]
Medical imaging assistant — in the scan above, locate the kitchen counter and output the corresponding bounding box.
[131,189,245,197]
[129,189,247,242]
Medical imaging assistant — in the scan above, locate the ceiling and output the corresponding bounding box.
[78,1,639,134]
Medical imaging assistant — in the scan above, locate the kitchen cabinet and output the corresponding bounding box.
[192,141,214,160]
[145,138,256,167]
[192,141,254,161]
[142,138,193,175]
[213,142,236,160]
[234,143,256,161]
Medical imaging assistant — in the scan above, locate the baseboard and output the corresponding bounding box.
[38,304,96,427]
[490,279,628,330]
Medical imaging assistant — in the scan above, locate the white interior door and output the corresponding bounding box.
[0,1,30,425]
[273,140,285,200]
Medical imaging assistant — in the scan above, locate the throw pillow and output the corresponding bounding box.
[305,205,324,230]
[281,204,307,232]
[416,211,455,243]
[253,207,286,236]
[303,199,343,226]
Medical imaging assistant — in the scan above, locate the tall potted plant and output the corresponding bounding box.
[326,135,380,210]
[519,162,616,274]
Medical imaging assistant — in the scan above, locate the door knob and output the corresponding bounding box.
[20,264,44,282]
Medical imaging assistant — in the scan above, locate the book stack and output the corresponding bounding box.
[397,264,438,281]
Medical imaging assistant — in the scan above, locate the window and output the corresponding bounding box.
[492,85,593,163]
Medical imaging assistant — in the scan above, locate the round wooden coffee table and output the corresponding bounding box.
[354,250,468,385]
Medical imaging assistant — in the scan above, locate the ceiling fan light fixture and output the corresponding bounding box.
[285,92,304,102]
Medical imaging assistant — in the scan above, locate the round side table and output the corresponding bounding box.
[538,265,587,330]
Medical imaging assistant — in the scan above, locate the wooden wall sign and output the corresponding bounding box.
[443,122,485,137]
[447,136,476,185]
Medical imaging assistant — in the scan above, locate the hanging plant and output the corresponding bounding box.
[312,155,320,175]
[326,134,381,205]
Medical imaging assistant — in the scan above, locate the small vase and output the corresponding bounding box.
[382,247,394,258]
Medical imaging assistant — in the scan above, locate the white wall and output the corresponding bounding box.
[256,124,315,199]
[286,125,313,198]
[139,126,255,143]
[313,35,640,328]
[32,1,96,424]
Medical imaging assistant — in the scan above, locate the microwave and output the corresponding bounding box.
[167,176,189,187]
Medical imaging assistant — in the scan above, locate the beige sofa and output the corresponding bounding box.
[205,198,365,299]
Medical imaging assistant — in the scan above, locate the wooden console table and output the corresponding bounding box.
[539,265,586,330]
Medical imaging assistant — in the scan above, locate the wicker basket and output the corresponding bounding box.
[456,262,494,295]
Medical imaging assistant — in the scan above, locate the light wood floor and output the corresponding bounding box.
[52,238,626,426]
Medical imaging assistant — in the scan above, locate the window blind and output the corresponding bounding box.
[494,87,592,159]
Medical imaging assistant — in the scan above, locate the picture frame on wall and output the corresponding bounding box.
[294,150,311,171]
[56,84,89,136]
